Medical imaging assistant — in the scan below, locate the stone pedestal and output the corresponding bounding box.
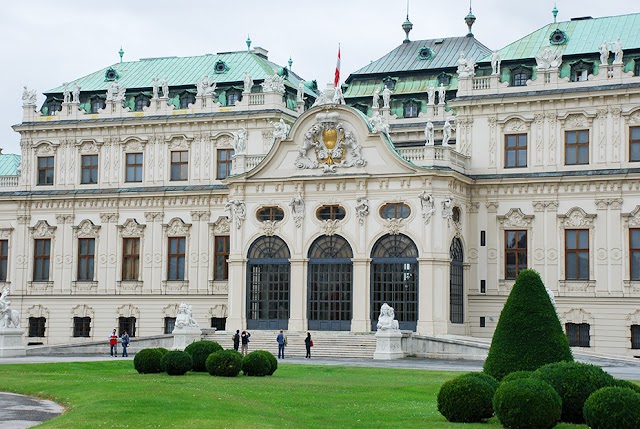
[373,330,404,360]
[0,328,26,357]
[171,327,202,350]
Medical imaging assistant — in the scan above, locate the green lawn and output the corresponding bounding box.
[0,361,588,429]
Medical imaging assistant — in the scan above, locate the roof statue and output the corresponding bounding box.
[491,50,501,75]
[611,38,623,64]
[381,85,392,108]
[311,89,331,107]
[424,121,434,146]
[151,78,160,99]
[599,41,610,66]
[63,83,71,104]
[160,79,169,98]
[261,74,286,93]
[232,127,247,155]
[369,111,390,135]
[72,83,81,103]
[427,85,436,105]
[272,118,290,141]
[332,85,345,105]
[196,76,216,97]
[442,118,453,145]
[22,86,37,107]
[535,44,563,70]
[372,88,380,109]
[438,83,446,105]
[456,51,476,78]
[297,80,305,103]
[244,72,253,93]
[106,81,126,102]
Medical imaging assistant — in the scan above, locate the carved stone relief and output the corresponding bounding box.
[117,304,140,317]
[163,218,191,237]
[210,216,231,235]
[488,117,497,167]
[29,220,56,238]
[118,219,145,237]
[498,208,533,228]
[73,220,101,238]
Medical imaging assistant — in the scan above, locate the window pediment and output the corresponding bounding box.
[163,218,191,237]
[559,207,595,228]
[118,219,145,237]
[29,220,56,238]
[73,220,100,238]
[498,208,533,228]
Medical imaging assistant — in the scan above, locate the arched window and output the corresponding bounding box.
[226,91,240,106]
[179,93,195,109]
[403,101,419,118]
[247,236,291,330]
[450,237,464,324]
[510,67,531,87]
[370,234,419,331]
[308,235,353,331]
[379,203,411,219]
[316,205,346,221]
[134,95,150,112]
[257,206,285,222]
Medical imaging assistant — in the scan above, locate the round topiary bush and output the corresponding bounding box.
[205,350,243,377]
[466,372,499,391]
[155,347,170,356]
[484,270,573,380]
[532,361,615,424]
[184,341,223,372]
[493,378,561,429]
[254,350,278,376]
[583,386,640,429]
[437,373,496,423]
[161,350,193,376]
[502,371,533,383]
[133,348,163,374]
[242,350,272,377]
[611,379,640,394]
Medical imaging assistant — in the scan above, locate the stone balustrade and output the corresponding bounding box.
[396,145,469,172]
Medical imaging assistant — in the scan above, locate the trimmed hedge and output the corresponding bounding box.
[206,350,243,377]
[532,361,615,424]
[464,372,498,391]
[437,373,496,423]
[493,378,561,429]
[156,347,170,355]
[161,350,193,376]
[484,270,573,380]
[133,348,163,374]
[612,378,640,394]
[501,371,533,383]
[184,341,223,372]
[254,350,278,376]
[242,351,272,377]
[583,386,640,429]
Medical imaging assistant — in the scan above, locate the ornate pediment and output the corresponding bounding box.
[562,113,592,129]
[73,219,101,238]
[162,303,179,317]
[71,304,94,317]
[117,304,140,317]
[118,219,145,237]
[624,206,640,228]
[27,304,49,318]
[163,218,191,236]
[498,208,534,228]
[559,207,595,228]
[77,140,102,154]
[29,220,56,238]
[560,308,593,323]
[210,216,231,235]
[208,304,228,318]
[166,134,192,150]
[122,137,147,152]
[34,142,57,155]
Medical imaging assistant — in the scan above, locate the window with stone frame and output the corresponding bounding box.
[28,317,46,337]
[81,154,99,184]
[179,92,195,109]
[122,237,140,281]
[170,150,189,181]
[213,235,229,281]
[504,134,527,168]
[77,238,95,281]
[33,238,51,281]
[505,230,527,279]
[316,205,346,221]
[73,316,91,337]
[566,322,590,347]
[0,239,7,282]
[565,229,589,280]
[211,317,227,331]
[565,130,590,165]
[46,100,62,115]
[216,149,234,179]
[437,72,451,86]
[631,228,640,281]
[570,61,592,82]
[630,126,640,162]
[125,153,143,182]
[167,236,186,281]
[226,91,240,106]
[164,317,176,334]
[403,101,419,118]
[119,316,136,337]
[37,156,55,186]
[510,67,531,87]
[90,97,105,113]
[379,202,411,219]
[134,95,150,112]
[632,324,640,349]
[256,206,285,222]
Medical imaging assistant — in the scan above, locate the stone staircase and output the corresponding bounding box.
[202,331,377,359]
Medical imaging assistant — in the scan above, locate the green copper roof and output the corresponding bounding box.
[349,37,491,77]
[344,75,458,98]
[485,13,640,62]
[0,154,20,176]
[46,51,312,95]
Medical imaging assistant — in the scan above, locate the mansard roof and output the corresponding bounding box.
[485,13,640,62]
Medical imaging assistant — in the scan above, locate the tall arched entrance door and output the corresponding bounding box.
[307,235,353,331]
[370,234,419,331]
[246,236,290,330]
[450,237,464,324]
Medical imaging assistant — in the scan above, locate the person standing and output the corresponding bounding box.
[241,330,251,356]
[121,331,130,357]
[232,330,240,352]
[276,330,286,359]
[304,332,312,359]
[109,329,118,357]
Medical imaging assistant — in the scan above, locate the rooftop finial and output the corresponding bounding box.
[288,56,293,70]
[552,1,559,24]
[402,0,413,43]
[246,35,252,52]
[118,46,124,63]
[465,0,476,37]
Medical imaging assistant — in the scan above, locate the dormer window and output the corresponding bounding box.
[570,61,593,82]
[179,92,195,109]
[418,46,433,60]
[46,100,62,115]
[437,73,451,86]
[214,60,228,74]
[134,95,150,112]
[510,67,531,87]
[549,29,568,45]
[382,77,396,91]
[105,67,119,81]
[90,96,104,114]
[635,60,640,77]
[403,101,419,118]
[226,90,240,106]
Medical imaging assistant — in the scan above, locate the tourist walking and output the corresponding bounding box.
[121,331,130,357]
[232,330,240,352]
[241,330,251,356]
[304,332,312,359]
[109,329,118,357]
[276,330,286,359]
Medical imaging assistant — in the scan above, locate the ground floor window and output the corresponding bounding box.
[28,317,46,337]
[632,324,640,349]
[566,322,590,347]
[164,317,176,334]
[211,317,226,331]
[119,316,136,337]
[73,317,91,337]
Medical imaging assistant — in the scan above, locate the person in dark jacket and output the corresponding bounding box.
[232,330,240,352]
[304,332,312,359]
[276,330,286,359]
[241,331,251,356]
[121,331,130,357]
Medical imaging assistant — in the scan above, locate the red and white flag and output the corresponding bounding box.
[334,45,341,87]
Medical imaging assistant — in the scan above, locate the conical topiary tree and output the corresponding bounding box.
[483,269,573,380]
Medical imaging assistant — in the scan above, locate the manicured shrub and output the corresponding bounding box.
[161,350,193,376]
[184,341,223,372]
[133,348,163,374]
[206,350,243,377]
[437,373,496,423]
[493,378,561,429]
[532,361,615,424]
[155,347,170,355]
[242,350,272,377]
[465,372,498,391]
[254,350,278,376]
[501,371,533,383]
[484,269,573,380]
[583,386,640,429]
[611,378,640,394]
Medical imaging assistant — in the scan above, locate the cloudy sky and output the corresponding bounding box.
[0,1,636,154]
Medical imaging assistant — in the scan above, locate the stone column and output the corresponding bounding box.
[226,258,245,330]
[485,202,499,294]
[351,258,370,332]
[288,258,306,332]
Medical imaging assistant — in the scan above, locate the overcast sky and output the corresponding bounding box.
[0,1,636,155]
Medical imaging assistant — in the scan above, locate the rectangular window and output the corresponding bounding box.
[164,317,176,334]
[73,316,91,337]
[28,317,46,337]
[0,239,8,282]
[565,130,590,165]
[33,239,51,281]
[119,316,136,337]
[566,322,590,347]
[122,238,140,281]
[125,153,143,182]
[37,156,54,185]
[632,229,640,281]
[170,150,189,181]
[480,317,486,328]
[631,127,640,162]
[505,230,527,279]
[211,317,227,331]
[81,155,99,184]
[504,134,527,168]
[565,229,589,280]
[632,325,640,349]
[216,149,234,179]
[168,237,186,281]
[77,238,95,281]
[214,236,230,281]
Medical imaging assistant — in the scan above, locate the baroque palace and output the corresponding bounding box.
[4,9,640,357]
